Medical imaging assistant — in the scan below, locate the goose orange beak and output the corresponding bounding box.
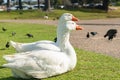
[72,16,78,21]
[76,25,83,30]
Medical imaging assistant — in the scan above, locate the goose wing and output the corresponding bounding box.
[3,50,69,78]
[10,40,60,52]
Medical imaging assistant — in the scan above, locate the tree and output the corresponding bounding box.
[44,0,51,11]
[37,0,40,9]
[0,0,3,5]
[102,0,110,11]
[63,0,72,7]
[19,0,22,10]
[7,0,10,12]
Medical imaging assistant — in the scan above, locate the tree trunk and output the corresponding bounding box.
[44,0,51,11]
[19,0,22,10]
[48,0,51,11]
[7,0,10,12]
[0,0,4,5]
[102,0,109,12]
[63,0,72,7]
[37,0,40,9]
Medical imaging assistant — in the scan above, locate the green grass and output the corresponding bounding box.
[116,1,120,6]
[0,8,120,20]
[0,10,46,19]
[0,22,120,80]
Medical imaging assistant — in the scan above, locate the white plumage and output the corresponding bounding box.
[3,21,83,79]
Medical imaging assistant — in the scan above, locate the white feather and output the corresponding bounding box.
[3,20,83,79]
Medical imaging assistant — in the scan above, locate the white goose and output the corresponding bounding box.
[3,21,83,79]
[10,13,79,52]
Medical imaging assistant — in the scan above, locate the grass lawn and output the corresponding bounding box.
[0,7,120,20]
[0,22,120,80]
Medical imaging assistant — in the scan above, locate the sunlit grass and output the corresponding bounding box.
[0,8,120,20]
[0,22,120,80]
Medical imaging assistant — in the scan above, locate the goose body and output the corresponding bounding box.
[3,49,74,79]
[3,21,83,79]
[10,13,78,52]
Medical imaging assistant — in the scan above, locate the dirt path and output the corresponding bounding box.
[0,19,120,58]
[71,25,120,58]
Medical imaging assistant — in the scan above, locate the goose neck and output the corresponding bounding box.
[56,23,77,69]
[64,42,77,70]
[56,29,70,49]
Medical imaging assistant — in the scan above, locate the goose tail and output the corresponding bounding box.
[3,55,16,62]
[2,63,13,68]
[2,55,15,68]
[10,40,18,48]
[10,40,22,52]
[2,62,18,69]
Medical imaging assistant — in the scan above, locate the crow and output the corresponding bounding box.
[104,29,117,40]
[56,17,59,20]
[12,32,16,36]
[2,27,7,32]
[108,35,114,40]
[54,37,57,42]
[5,42,10,48]
[26,33,33,38]
[90,32,98,36]
[86,32,90,38]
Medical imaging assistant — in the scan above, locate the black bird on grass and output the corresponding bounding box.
[86,32,90,38]
[54,37,57,42]
[56,17,59,20]
[12,32,16,36]
[5,42,10,48]
[104,29,117,40]
[2,27,7,32]
[26,33,33,38]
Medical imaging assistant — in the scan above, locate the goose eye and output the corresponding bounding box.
[72,23,74,25]
[68,15,71,16]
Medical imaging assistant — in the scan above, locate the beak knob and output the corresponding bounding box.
[72,16,78,21]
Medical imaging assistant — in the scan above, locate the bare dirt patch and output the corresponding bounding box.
[71,25,120,58]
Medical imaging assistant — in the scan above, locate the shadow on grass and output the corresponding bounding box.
[0,48,6,50]
[0,77,40,80]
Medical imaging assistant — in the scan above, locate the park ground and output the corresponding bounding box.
[0,18,120,58]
